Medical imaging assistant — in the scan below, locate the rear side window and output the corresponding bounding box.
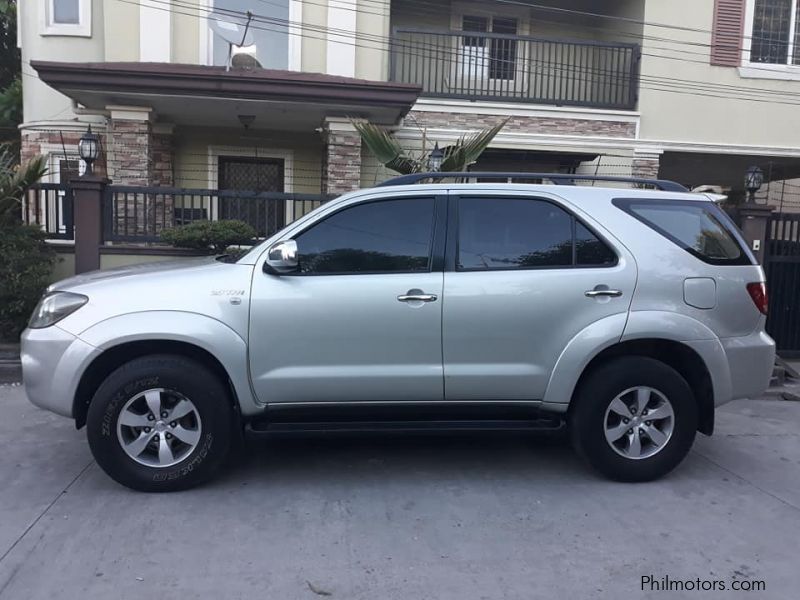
[613,198,752,266]
[457,197,617,271]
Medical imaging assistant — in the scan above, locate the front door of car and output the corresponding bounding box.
[249,194,446,404]
[442,193,637,401]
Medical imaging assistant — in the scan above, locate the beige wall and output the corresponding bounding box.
[355,0,390,81]
[20,0,105,124]
[640,0,800,148]
[104,1,138,62]
[172,126,323,194]
[172,1,201,64]
[301,1,328,74]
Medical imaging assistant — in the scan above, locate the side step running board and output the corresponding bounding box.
[245,418,565,438]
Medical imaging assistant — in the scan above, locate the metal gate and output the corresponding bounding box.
[765,213,800,356]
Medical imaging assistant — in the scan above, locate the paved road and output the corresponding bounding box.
[1,383,799,599]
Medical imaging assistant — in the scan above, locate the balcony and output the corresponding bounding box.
[390,28,640,111]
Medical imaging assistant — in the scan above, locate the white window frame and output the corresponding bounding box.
[198,0,298,68]
[741,0,800,79]
[40,0,92,37]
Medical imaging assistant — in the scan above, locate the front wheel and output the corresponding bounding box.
[87,354,232,492]
[570,356,698,482]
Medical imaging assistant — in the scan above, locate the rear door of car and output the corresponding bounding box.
[442,190,637,401]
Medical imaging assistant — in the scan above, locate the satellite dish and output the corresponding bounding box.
[208,10,255,71]
[231,48,262,70]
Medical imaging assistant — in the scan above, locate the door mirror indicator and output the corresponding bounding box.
[264,240,299,274]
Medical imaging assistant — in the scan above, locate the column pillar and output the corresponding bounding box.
[321,118,362,196]
[632,150,662,180]
[71,175,109,273]
[105,107,174,234]
[738,204,775,265]
[106,106,154,186]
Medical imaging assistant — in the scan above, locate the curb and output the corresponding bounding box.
[0,343,21,384]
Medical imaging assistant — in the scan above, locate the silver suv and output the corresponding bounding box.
[21,175,775,491]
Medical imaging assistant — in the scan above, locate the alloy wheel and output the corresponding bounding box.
[603,386,675,460]
[116,388,202,468]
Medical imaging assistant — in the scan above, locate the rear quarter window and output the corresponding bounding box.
[612,198,754,266]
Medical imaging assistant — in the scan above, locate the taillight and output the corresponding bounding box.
[747,282,768,315]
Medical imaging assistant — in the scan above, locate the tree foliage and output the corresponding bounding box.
[0,225,56,341]
[0,1,19,92]
[0,1,21,151]
[353,118,509,175]
[0,148,47,226]
[161,220,258,255]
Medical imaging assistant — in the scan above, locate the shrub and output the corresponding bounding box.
[160,220,257,255]
[0,224,57,341]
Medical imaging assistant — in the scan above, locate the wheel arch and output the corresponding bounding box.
[569,339,716,435]
[544,311,726,436]
[73,339,239,429]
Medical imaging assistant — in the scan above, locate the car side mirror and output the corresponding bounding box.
[263,240,299,275]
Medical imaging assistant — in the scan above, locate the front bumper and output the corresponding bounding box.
[20,326,99,418]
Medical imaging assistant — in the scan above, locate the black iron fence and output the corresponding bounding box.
[765,213,800,356]
[21,183,74,240]
[23,183,330,245]
[391,28,640,110]
[103,186,331,243]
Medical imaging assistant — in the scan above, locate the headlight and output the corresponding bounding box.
[28,292,88,329]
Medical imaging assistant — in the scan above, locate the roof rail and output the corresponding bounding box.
[376,172,688,193]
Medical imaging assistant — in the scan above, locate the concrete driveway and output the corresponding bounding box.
[1,383,799,599]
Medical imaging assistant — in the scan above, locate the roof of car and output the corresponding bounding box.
[353,183,714,203]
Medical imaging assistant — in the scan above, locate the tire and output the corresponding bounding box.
[86,354,232,492]
[569,356,697,482]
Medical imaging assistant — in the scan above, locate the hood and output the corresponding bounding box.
[50,257,220,292]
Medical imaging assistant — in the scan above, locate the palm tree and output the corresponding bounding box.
[353,118,508,175]
[0,148,47,226]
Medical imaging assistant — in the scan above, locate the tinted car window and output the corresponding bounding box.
[614,199,751,265]
[576,222,617,266]
[295,198,435,274]
[457,197,615,270]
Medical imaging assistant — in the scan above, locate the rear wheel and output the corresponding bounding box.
[87,354,232,492]
[570,356,698,482]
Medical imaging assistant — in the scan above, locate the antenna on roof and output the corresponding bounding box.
[209,9,256,72]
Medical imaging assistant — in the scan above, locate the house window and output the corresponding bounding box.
[211,0,288,69]
[460,15,518,80]
[750,0,800,64]
[42,0,91,37]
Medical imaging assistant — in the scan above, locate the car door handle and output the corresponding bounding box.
[397,293,438,303]
[585,289,623,298]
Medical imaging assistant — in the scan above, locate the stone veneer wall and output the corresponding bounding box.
[322,125,362,196]
[106,119,174,234]
[20,129,95,172]
[405,111,637,139]
[150,131,174,187]
[631,154,661,179]
[106,120,150,185]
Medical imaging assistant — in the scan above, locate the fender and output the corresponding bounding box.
[543,313,628,407]
[622,311,732,406]
[77,311,263,416]
[543,311,733,408]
